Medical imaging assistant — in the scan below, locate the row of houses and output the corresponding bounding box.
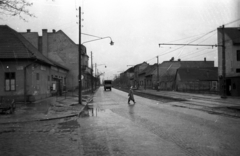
[115,58,218,93]
[115,27,240,97]
[0,25,98,102]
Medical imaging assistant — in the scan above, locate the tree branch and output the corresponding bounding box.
[0,0,35,21]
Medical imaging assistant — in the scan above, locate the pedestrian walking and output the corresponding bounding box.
[128,86,136,104]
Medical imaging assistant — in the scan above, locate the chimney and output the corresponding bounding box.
[27,29,31,33]
[42,29,48,57]
[52,29,56,33]
[204,57,206,61]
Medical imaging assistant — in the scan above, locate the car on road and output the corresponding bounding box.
[104,80,112,91]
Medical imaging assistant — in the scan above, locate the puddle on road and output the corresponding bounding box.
[88,108,106,117]
[81,107,109,117]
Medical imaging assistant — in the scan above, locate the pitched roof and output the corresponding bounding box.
[145,64,158,76]
[0,25,51,63]
[222,27,240,43]
[177,67,218,81]
[152,60,214,81]
[139,64,157,76]
[133,61,148,68]
[124,67,134,73]
[0,25,69,71]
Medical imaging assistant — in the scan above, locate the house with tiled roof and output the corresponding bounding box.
[133,62,148,89]
[218,27,240,97]
[138,64,158,89]
[175,67,218,93]
[0,25,69,102]
[122,67,135,87]
[151,58,214,90]
[20,28,91,91]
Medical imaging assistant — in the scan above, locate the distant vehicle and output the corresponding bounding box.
[104,80,112,91]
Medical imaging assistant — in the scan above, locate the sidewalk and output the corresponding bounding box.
[135,89,240,106]
[0,94,93,124]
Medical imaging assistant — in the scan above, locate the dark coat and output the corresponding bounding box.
[128,89,135,100]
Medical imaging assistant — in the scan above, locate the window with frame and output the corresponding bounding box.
[237,50,240,61]
[5,72,16,91]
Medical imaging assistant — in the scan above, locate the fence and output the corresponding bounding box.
[176,81,219,94]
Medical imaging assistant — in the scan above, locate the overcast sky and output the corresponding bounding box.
[1,0,239,79]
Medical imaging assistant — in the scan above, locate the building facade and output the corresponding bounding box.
[218,27,240,97]
[151,59,215,90]
[0,25,69,102]
[21,29,90,91]
[175,67,218,93]
[133,62,148,89]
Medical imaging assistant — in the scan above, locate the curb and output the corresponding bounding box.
[0,95,94,125]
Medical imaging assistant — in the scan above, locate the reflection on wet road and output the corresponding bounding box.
[78,87,240,156]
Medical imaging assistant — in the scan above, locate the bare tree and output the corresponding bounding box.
[0,0,35,21]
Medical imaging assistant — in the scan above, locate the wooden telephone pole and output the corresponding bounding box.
[79,6,82,104]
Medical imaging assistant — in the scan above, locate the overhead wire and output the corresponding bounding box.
[184,49,217,60]
[151,18,239,61]
[224,18,240,26]
[155,17,240,61]
[180,47,212,59]
[178,32,217,59]
[157,29,216,58]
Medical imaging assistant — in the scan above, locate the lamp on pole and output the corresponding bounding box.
[95,63,107,88]
[82,37,114,45]
[97,64,107,68]
[78,9,114,103]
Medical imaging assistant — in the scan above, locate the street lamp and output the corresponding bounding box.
[79,6,114,104]
[96,64,107,68]
[95,64,107,88]
[82,36,114,45]
[78,7,114,104]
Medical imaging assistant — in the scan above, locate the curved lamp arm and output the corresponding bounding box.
[97,64,107,68]
[82,36,114,45]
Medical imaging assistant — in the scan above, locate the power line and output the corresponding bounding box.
[197,31,217,44]
[166,33,206,43]
[225,18,240,26]
[134,18,240,66]
[184,50,217,60]
[146,56,157,63]
[157,29,217,57]
[180,47,211,58]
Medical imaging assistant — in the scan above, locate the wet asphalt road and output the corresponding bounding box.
[78,87,240,156]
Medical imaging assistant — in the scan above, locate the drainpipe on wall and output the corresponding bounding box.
[24,58,37,104]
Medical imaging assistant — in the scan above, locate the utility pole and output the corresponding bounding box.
[95,63,97,89]
[78,6,82,104]
[221,25,227,98]
[157,56,159,91]
[91,51,93,93]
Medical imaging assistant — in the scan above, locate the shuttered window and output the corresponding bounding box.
[5,72,16,91]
